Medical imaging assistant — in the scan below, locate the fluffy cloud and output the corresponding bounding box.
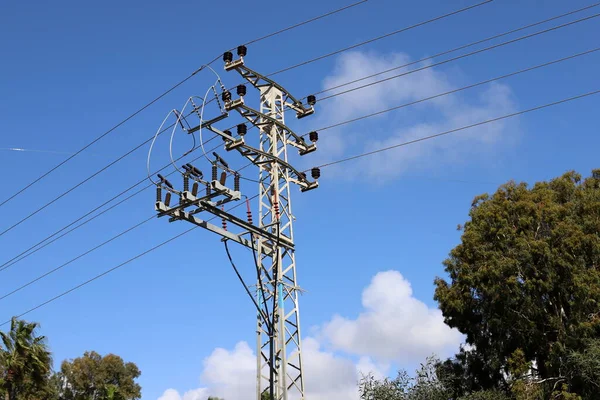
[321,270,463,362]
[157,388,210,400]
[158,270,461,400]
[158,338,368,400]
[308,50,518,181]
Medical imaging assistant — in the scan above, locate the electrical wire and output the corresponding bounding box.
[0,217,154,301]
[0,130,249,274]
[148,110,179,184]
[0,0,365,212]
[232,45,600,177]
[205,0,493,110]
[240,0,369,47]
[6,87,598,326]
[305,46,600,134]
[267,0,493,77]
[9,41,586,277]
[223,240,272,329]
[309,1,600,98]
[313,89,600,170]
[0,194,257,322]
[317,12,600,102]
[0,225,198,326]
[0,72,204,210]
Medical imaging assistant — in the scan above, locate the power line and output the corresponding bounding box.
[318,12,600,101]
[5,91,599,331]
[0,216,154,301]
[0,194,256,323]
[0,110,263,274]
[267,0,493,77]
[241,0,369,47]
[311,1,600,97]
[0,77,200,212]
[0,0,364,212]
[308,47,600,133]
[0,225,197,326]
[314,89,600,169]
[8,88,599,329]
[18,43,595,280]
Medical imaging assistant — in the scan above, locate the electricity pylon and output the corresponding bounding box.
[153,46,320,400]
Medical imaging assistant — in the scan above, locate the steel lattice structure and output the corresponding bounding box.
[152,46,319,400]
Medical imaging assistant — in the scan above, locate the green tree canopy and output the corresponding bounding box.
[434,169,600,398]
[57,351,141,400]
[0,317,53,400]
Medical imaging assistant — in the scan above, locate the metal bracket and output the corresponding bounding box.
[224,57,314,119]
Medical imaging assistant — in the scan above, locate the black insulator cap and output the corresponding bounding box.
[309,131,319,142]
[223,130,232,141]
[222,90,232,102]
[223,51,233,63]
[307,95,317,106]
[237,84,247,96]
[237,123,247,135]
[311,167,321,180]
[237,45,247,57]
[299,172,307,180]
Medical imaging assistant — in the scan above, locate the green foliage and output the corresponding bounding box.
[359,356,451,400]
[57,351,141,400]
[434,170,600,398]
[0,317,53,400]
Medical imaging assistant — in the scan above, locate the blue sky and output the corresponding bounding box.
[1,0,599,399]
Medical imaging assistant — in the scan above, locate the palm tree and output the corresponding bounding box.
[0,317,52,400]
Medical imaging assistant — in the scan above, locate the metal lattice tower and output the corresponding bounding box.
[255,84,303,399]
[152,46,319,400]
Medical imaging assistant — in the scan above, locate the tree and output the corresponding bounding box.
[0,317,53,400]
[434,169,600,398]
[57,351,141,400]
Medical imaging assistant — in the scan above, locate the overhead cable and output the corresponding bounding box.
[318,12,600,101]
[0,0,366,210]
[311,1,600,97]
[314,89,600,169]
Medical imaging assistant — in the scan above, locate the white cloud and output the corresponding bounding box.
[309,50,519,181]
[157,388,210,400]
[201,341,256,399]
[158,270,461,400]
[321,270,463,362]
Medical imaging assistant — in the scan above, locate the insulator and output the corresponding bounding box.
[220,171,227,185]
[222,90,232,103]
[311,167,321,180]
[307,95,317,106]
[237,45,247,57]
[156,186,162,202]
[192,182,199,196]
[183,175,189,192]
[299,172,307,180]
[223,51,233,63]
[223,130,232,141]
[165,192,172,207]
[246,198,253,224]
[234,174,240,191]
[237,123,247,135]
[272,190,280,221]
[212,164,218,181]
[206,182,212,196]
[237,84,247,97]
[222,206,227,231]
[309,131,319,142]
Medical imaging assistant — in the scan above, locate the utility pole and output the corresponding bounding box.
[153,46,320,400]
